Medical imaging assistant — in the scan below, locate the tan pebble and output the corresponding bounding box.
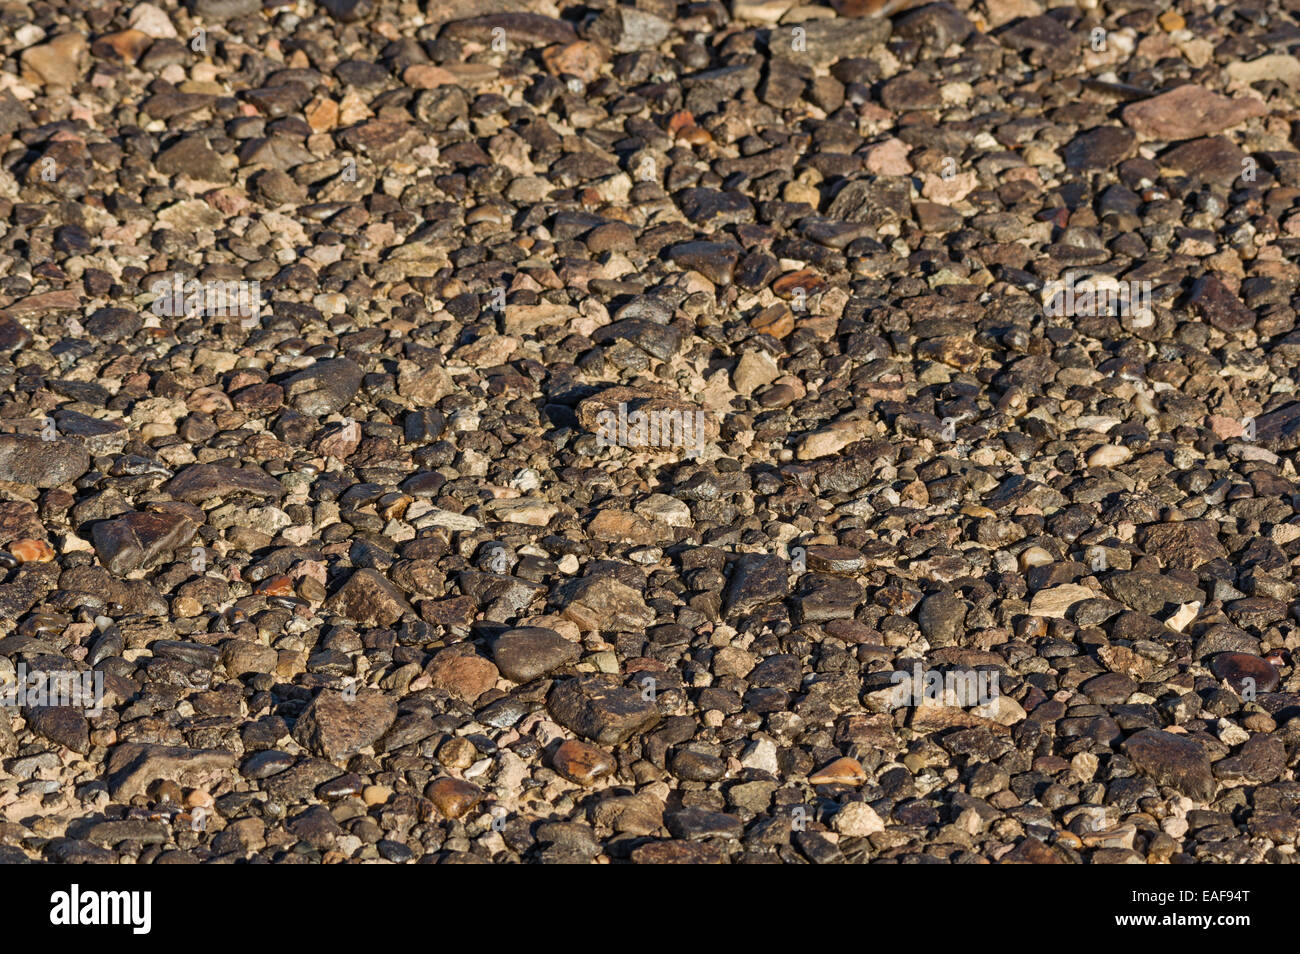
[9,539,54,563]
[1158,9,1185,30]
[1018,546,1054,570]
[172,596,203,617]
[297,576,327,602]
[425,777,483,819]
[438,736,477,771]
[809,756,866,785]
[832,801,885,837]
[1087,444,1131,467]
[1243,711,1276,733]
[552,739,615,786]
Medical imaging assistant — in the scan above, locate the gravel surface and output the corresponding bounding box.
[1,0,1299,864]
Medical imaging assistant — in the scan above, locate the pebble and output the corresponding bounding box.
[8,539,54,563]
[1210,653,1280,694]
[1121,730,1216,802]
[491,627,580,682]
[291,690,398,762]
[547,675,660,746]
[1122,86,1266,142]
[19,34,86,89]
[552,739,615,786]
[832,802,885,837]
[425,778,483,820]
[809,757,867,785]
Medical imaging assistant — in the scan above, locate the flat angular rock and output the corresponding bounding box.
[324,568,412,627]
[25,706,90,754]
[1029,583,1096,619]
[292,689,398,761]
[106,742,238,799]
[92,510,198,575]
[667,241,741,285]
[826,177,910,227]
[1226,54,1300,88]
[666,806,743,840]
[1254,402,1300,451]
[1064,126,1136,171]
[894,2,973,47]
[1105,571,1203,616]
[795,576,864,622]
[0,563,59,618]
[19,34,87,89]
[1187,276,1254,334]
[1001,836,1065,864]
[548,674,660,745]
[189,0,261,19]
[10,290,81,317]
[585,6,671,52]
[998,15,1072,63]
[335,120,421,162]
[675,188,754,225]
[1123,86,1266,141]
[492,627,580,682]
[592,318,683,361]
[1137,520,1226,569]
[1214,735,1286,784]
[318,0,373,21]
[562,577,654,632]
[155,136,230,182]
[0,435,89,488]
[1121,728,1216,801]
[165,463,284,503]
[880,71,941,111]
[52,410,129,455]
[630,840,724,863]
[1159,136,1247,183]
[917,591,967,645]
[85,818,169,846]
[424,649,499,702]
[284,358,363,415]
[724,553,789,616]
[440,13,577,46]
[768,18,890,66]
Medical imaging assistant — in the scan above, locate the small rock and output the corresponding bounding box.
[1122,86,1266,142]
[552,739,615,786]
[809,756,866,785]
[1028,583,1095,619]
[492,627,580,682]
[1121,729,1216,801]
[291,690,398,762]
[324,568,412,627]
[833,801,885,836]
[425,777,483,819]
[547,674,660,745]
[20,34,87,89]
[0,436,89,488]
